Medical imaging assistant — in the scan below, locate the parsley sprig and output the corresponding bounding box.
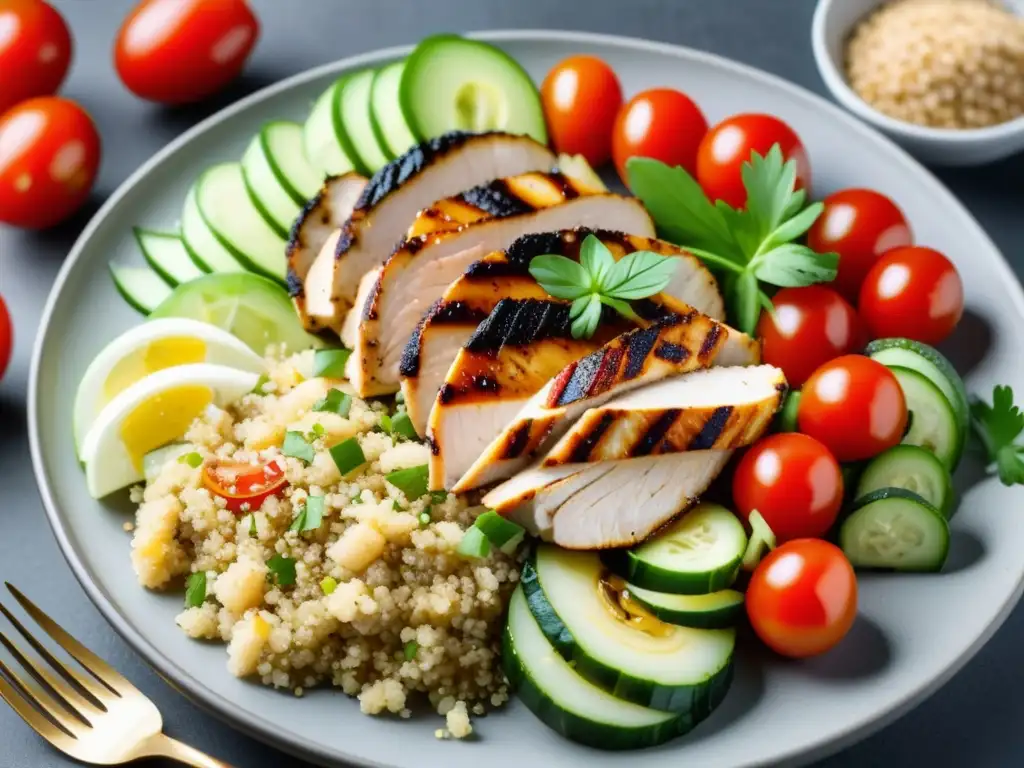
[528,234,678,339]
[626,145,838,334]
[970,385,1024,486]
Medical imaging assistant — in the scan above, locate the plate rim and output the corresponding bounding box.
[27,29,1024,768]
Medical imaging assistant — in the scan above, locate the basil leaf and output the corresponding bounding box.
[598,295,641,325]
[729,270,761,336]
[282,431,315,464]
[760,202,823,254]
[184,572,206,608]
[528,254,591,300]
[603,251,678,300]
[579,235,615,290]
[312,348,351,378]
[752,244,838,288]
[330,438,365,476]
[569,294,602,340]
[313,388,352,417]
[386,465,429,500]
[267,554,296,587]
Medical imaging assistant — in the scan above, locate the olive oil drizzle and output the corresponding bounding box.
[597,572,674,638]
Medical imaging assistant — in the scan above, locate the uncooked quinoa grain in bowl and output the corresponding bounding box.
[128,349,520,739]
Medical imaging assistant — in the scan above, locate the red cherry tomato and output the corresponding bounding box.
[613,88,708,185]
[0,97,100,229]
[202,458,288,514]
[798,355,908,462]
[0,1,72,117]
[747,539,858,658]
[858,246,964,345]
[696,113,810,208]
[756,285,861,387]
[541,55,622,167]
[115,0,259,105]
[0,295,11,381]
[807,189,913,303]
[733,433,843,543]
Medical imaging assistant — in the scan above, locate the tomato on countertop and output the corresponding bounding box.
[747,539,858,658]
[115,0,260,105]
[858,246,964,346]
[614,87,708,185]
[806,188,913,303]
[541,55,622,167]
[696,113,810,209]
[202,458,288,514]
[798,354,908,462]
[0,97,100,229]
[0,0,72,117]
[0,295,11,382]
[756,285,862,387]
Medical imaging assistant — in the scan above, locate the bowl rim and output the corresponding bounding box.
[811,0,1024,142]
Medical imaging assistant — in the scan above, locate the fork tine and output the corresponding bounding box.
[0,668,77,749]
[0,656,83,739]
[5,584,127,697]
[0,601,110,709]
[0,631,94,727]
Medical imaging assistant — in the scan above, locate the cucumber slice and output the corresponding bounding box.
[109,263,173,314]
[839,487,949,572]
[856,445,953,518]
[523,545,735,713]
[400,35,548,144]
[603,503,746,595]
[303,80,358,177]
[504,588,693,751]
[181,186,247,274]
[134,228,204,286]
[370,61,418,158]
[624,585,745,630]
[866,338,968,465]
[241,122,321,237]
[149,272,325,355]
[195,163,288,283]
[890,365,960,469]
[143,443,190,484]
[338,69,391,173]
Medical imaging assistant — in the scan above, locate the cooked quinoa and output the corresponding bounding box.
[129,349,520,736]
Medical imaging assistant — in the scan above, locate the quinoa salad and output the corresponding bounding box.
[128,349,520,738]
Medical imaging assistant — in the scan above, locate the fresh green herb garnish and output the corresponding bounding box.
[320,576,338,595]
[741,510,777,571]
[627,146,838,334]
[250,373,270,394]
[386,465,429,501]
[971,385,1024,485]
[350,493,364,505]
[430,490,448,503]
[528,234,678,339]
[456,526,490,559]
[178,452,203,469]
[330,438,365,476]
[282,431,315,464]
[267,554,297,586]
[311,423,326,439]
[289,495,325,533]
[184,572,206,607]
[312,388,352,417]
[403,641,419,661]
[390,412,418,440]
[247,514,258,538]
[379,412,393,434]
[392,499,402,511]
[312,348,351,378]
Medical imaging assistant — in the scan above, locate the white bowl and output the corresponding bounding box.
[812,0,1024,165]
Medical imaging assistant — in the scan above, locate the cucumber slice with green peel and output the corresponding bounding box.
[370,61,417,157]
[856,445,953,518]
[890,365,961,469]
[624,585,745,630]
[302,81,358,176]
[149,272,325,355]
[241,122,321,236]
[338,69,391,173]
[523,545,735,712]
[133,228,204,286]
[603,503,747,595]
[400,35,548,144]
[504,588,696,751]
[181,186,248,274]
[866,338,968,465]
[839,487,949,572]
[109,264,173,314]
[195,163,288,283]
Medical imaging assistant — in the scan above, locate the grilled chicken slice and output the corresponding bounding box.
[451,312,754,494]
[542,364,786,466]
[482,451,731,548]
[345,173,651,396]
[328,131,555,315]
[404,228,726,437]
[286,173,368,331]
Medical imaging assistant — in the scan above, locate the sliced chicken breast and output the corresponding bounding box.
[542,364,786,466]
[346,174,651,396]
[405,228,726,438]
[286,173,368,331]
[329,131,555,314]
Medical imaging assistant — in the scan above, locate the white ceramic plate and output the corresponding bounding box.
[29,31,1024,768]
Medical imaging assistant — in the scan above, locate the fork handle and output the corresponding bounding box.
[140,732,236,768]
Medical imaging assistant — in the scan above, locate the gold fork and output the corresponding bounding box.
[0,582,233,767]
